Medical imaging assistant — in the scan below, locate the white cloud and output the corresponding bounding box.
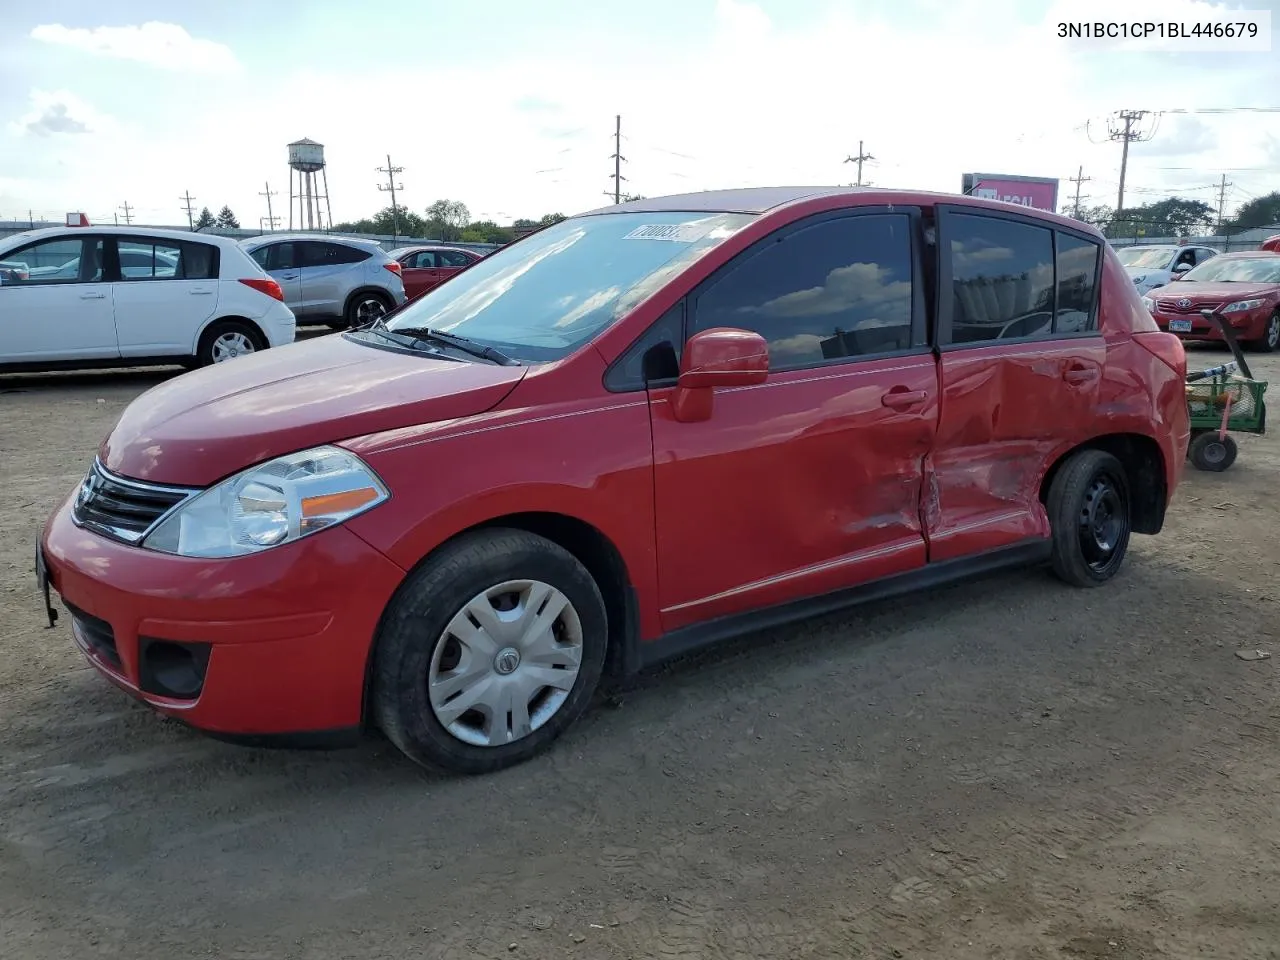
[8,90,115,138]
[29,22,240,73]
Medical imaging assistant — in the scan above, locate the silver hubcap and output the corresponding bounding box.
[356,298,387,325]
[211,331,255,362]
[1267,317,1279,349]
[428,580,583,748]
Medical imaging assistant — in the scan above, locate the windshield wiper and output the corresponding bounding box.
[389,326,521,366]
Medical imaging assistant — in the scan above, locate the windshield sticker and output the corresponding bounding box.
[623,223,713,243]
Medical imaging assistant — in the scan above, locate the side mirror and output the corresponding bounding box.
[671,327,768,423]
[1172,262,1192,276]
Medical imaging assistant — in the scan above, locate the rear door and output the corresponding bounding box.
[249,242,302,311]
[644,207,939,631]
[110,236,221,356]
[436,249,476,286]
[927,205,1105,561]
[0,234,116,362]
[299,241,370,320]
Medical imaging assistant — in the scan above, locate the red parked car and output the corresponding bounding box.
[388,244,484,300]
[38,187,1190,774]
[1142,251,1280,353]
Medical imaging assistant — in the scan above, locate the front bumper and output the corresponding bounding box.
[1154,309,1269,343]
[40,493,405,736]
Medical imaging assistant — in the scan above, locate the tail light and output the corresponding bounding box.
[239,277,285,301]
[1133,331,1187,379]
[383,262,402,275]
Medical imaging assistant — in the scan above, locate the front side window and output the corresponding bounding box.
[383,211,756,363]
[411,251,439,268]
[690,213,916,369]
[0,237,104,284]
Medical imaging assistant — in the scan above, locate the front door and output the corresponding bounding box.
[299,241,366,320]
[0,235,116,362]
[401,250,442,300]
[648,208,939,631]
[110,236,220,356]
[927,205,1106,561]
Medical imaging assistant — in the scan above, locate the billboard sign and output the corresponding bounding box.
[960,173,1059,212]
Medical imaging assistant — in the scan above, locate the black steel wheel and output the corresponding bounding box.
[1047,449,1133,587]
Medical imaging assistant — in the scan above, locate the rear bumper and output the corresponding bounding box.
[41,493,405,736]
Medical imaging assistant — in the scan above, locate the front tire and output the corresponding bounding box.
[1249,312,1280,353]
[1047,449,1132,587]
[345,291,391,330]
[371,529,608,774]
[195,320,265,367]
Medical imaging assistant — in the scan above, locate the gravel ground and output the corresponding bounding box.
[3,345,1280,960]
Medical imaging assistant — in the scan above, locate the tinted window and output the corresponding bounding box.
[256,242,296,271]
[439,250,473,267]
[604,301,684,391]
[116,239,217,281]
[303,242,369,267]
[1196,248,1218,265]
[690,213,915,370]
[0,237,104,285]
[1055,233,1100,334]
[948,214,1055,343]
[411,251,438,268]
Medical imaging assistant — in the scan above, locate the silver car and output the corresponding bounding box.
[241,234,407,329]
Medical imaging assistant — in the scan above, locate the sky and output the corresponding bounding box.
[1,0,1278,230]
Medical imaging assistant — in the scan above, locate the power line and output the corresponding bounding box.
[1106,110,1156,210]
[1069,165,1092,217]
[609,115,627,204]
[376,154,405,240]
[259,182,279,232]
[179,191,196,230]
[844,140,874,187]
[118,201,133,226]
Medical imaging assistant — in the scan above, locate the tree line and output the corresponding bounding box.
[1061,190,1280,240]
[333,200,570,244]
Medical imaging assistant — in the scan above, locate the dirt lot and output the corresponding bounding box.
[3,347,1280,960]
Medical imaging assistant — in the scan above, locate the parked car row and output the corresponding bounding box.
[38,186,1191,774]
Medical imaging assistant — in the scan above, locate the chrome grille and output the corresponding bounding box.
[1157,299,1222,314]
[71,461,198,545]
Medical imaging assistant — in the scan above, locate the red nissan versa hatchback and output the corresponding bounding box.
[38,187,1190,774]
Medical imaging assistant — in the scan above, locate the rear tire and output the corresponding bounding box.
[1248,312,1280,353]
[195,320,265,367]
[1188,431,1237,472]
[344,291,391,330]
[371,529,608,775]
[1047,449,1132,587]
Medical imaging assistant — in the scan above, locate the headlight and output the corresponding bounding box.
[1222,298,1266,314]
[1141,296,1155,312]
[1132,275,1147,285]
[142,446,388,558]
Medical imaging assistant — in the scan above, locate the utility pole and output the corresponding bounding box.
[1068,165,1092,218]
[610,115,627,203]
[1106,109,1153,212]
[259,182,279,232]
[844,140,874,186]
[118,201,133,226]
[376,155,405,240]
[180,191,196,230]
[1215,173,1233,235]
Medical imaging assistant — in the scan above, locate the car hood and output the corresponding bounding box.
[1123,264,1170,278]
[100,334,527,486]
[1147,281,1278,303]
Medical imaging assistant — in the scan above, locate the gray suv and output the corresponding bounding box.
[242,235,407,329]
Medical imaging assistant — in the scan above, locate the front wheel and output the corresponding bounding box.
[1047,449,1132,587]
[1249,312,1280,353]
[371,529,608,774]
[1188,431,1237,471]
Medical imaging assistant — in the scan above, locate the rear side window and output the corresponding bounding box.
[302,242,369,267]
[116,239,218,281]
[944,213,1100,344]
[690,212,917,371]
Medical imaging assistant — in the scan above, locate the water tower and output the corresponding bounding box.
[288,137,332,231]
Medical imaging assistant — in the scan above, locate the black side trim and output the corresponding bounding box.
[630,538,1052,673]
[201,726,365,751]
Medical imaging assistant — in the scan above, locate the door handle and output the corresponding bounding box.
[280,273,299,280]
[881,388,927,409]
[79,292,106,299]
[1063,366,1099,385]
[188,288,214,295]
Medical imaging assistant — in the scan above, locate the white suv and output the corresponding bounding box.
[0,226,296,371]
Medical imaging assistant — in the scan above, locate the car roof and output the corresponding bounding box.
[574,186,1099,234]
[241,233,386,252]
[0,225,246,249]
[391,244,476,254]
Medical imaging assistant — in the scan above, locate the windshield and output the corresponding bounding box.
[383,211,756,362]
[1183,256,1280,284]
[1116,247,1176,270]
